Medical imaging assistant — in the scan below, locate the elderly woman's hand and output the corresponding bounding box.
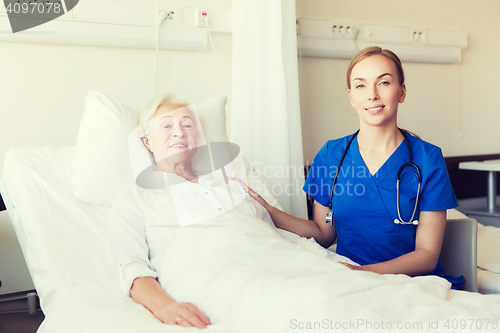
[130,277,210,328]
[227,176,270,209]
[154,301,211,328]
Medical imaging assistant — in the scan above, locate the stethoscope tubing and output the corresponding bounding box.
[326,128,422,226]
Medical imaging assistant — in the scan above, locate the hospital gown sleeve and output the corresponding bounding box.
[418,148,458,211]
[109,188,159,296]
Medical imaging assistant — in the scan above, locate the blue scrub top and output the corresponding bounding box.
[303,132,463,289]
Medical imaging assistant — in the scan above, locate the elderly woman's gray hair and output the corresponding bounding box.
[138,93,191,138]
[138,93,207,169]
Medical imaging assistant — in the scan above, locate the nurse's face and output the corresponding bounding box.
[348,55,406,129]
[143,104,198,164]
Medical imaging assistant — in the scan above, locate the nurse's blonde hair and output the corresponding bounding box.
[346,46,405,90]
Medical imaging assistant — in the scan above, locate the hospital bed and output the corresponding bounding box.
[1,91,500,332]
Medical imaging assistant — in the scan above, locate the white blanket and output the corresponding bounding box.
[39,213,500,333]
[2,147,500,333]
[478,223,500,274]
[157,214,500,332]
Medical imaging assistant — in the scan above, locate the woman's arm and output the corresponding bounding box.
[341,210,446,276]
[265,202,337,248]
[130,277,211,328]
[228,177,337,248]
[110,190,210,328]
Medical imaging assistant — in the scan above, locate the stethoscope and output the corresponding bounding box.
[325,128,422,227]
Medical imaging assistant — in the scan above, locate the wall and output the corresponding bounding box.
[1,0,499,174]
[0,0,232,176]
[296,0,500,164]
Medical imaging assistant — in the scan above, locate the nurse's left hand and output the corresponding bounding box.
[339,262,365,271]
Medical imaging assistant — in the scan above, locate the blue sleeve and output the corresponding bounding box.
[419,148,458,211]
[303,142,334,207]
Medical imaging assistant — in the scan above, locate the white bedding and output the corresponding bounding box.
[478,223,500,274]
[476,223,500,294]
[478,268,500,295]
[3,146,500,333]
[1,147,117,310]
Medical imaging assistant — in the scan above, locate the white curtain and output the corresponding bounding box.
[230,0,307,219]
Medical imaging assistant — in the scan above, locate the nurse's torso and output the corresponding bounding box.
[321,134,422,266]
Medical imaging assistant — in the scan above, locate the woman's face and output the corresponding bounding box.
[348,54,406,129]
[144,103,198,164]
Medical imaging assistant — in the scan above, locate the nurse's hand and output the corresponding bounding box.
[157,301,211,328]
[339,262,365,271]
[227,176,270,209]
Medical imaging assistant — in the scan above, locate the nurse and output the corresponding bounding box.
[245,46,463,289]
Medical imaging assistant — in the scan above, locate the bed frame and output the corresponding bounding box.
[441,218,478,292]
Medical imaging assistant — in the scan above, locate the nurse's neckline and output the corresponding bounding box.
[356,132,406,177]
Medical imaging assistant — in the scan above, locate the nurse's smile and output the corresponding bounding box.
[365,105,385,114]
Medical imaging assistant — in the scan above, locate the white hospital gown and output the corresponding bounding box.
[109,168,276,296]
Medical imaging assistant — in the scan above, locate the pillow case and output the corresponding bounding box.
[73,91,279,209]
[73,91,138,207]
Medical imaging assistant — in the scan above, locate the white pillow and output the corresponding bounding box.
[73,91,279,209]
[73,91,137,206]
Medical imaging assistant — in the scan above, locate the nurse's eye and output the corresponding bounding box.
[379,81,389,86]
[355,84,365,89]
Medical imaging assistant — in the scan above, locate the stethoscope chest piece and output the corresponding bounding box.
[394,218,418,225]
[326,209,336,226]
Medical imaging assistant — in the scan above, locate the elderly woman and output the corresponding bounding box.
[111,95,257,327]
[110,94,353,329]
[113,97,211,328]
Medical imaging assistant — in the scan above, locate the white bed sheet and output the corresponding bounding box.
[478,223,500,274]
[3,146,500,333]
[1,147,117,309]
[478,268,500,295]
[476,223,500,294]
